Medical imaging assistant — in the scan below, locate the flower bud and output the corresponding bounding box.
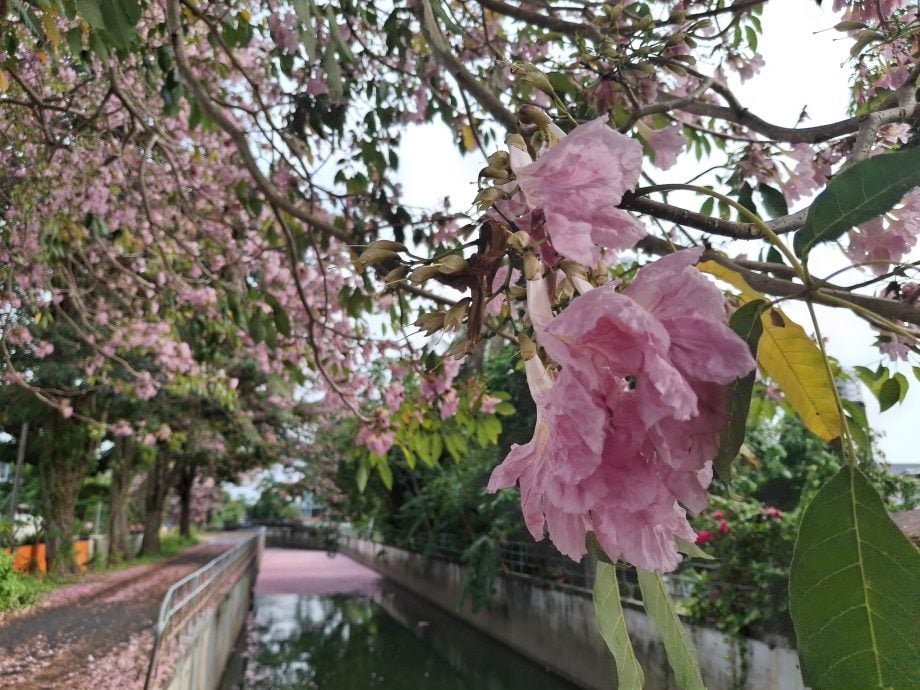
[511,62,555,96]
[505,133,527,151]
[438,254,469,275]
[414,311,446,335]
[357,246,400,266]
[409,265,442,284]
[364,239,407,253]
[523,252,542,281]
[444,298,470,331]
[508,230,532,250]
[487,150,510,169]
[518,105,553,126]
[474,186,509,210]
[479,165,511,181]
[384,266,409,286]
[518,332,537,360]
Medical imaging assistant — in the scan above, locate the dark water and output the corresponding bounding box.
[236,583,582,690]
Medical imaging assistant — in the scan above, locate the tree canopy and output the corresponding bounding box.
[2,0,920,685]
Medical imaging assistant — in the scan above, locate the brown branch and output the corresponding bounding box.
[638,235,920,327]
[418,1,519,132]
[165,0,352,244]
[475,0,602,42]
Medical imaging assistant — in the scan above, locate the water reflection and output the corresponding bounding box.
[240,583,581,690]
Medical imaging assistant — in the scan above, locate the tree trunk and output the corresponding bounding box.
[140,449,173,556]
[38,439,88,577]
[107,437,136,564]
[176,460,196,538]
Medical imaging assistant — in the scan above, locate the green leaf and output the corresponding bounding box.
[675,537,715,560]
[75,0,105,29]
[714,299,765,482]
[637,570,705,690]
[790,466,920,689]
[594,562,645,689]
[494,402,516,415]
[375,457,393,490]
[794,146,920,257]
[356,458,369,492]
[737,182,757,217]
[758,183,789,218]
[476,415,502,447]
[878,376,901,412]
[444,432,467,463]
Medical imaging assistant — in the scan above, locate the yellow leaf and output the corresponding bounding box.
[0,71,8,92]
[42,12,61,50]
[461,125,477,152]
[698,261,843,442]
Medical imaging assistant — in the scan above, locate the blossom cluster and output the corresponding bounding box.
[486,120,756,572]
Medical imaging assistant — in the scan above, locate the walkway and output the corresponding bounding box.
[0,537,240,689]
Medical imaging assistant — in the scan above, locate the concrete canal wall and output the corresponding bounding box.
[340,536,805,690]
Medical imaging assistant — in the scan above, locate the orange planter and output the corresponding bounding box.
[3,539,91,573]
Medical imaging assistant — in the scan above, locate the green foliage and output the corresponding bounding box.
[0,552,53,613]
[794,146,920,257]
[249,488,302,523]
[715,299,766,483]
[686,412,920,642]
[790,466,920,688]
[213,495,247,530]
[683,496,796,639]
[637,570,705,690]
[594,562,644,689]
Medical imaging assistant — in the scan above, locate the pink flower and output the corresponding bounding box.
[110,420,133,437]
[847,189,920,273]
[542,249,754,428]
[511,117,645,266]
[33,340,54,358]
[489,249,756,572]
[484,265,521,317]
[719,520,730,534]
[711,511,725,520]
[488,358,608,560]
[438,389,460,420]
[479,394,503,414]
[695,530,714,545]
[636,120,687,170]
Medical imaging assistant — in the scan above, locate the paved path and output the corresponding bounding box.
[0,537,240,690]
[254,547,382,596]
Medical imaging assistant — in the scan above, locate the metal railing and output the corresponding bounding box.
[143,529,265,690]
[352,529,727,606]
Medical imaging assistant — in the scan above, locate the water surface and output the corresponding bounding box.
[240,583,581,690]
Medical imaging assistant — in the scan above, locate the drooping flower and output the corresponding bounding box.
[636,120,687,170]
[489,249,756,572]
[510,117,645,267]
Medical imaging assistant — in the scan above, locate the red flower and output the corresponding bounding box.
[711,511,725,520]
[719,520,730,534]
[695,530,714,545]
[762,506,783,520]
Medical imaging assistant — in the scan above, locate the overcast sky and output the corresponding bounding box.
[396,0,919,465]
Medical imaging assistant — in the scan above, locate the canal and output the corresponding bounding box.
[225,548,582,690]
